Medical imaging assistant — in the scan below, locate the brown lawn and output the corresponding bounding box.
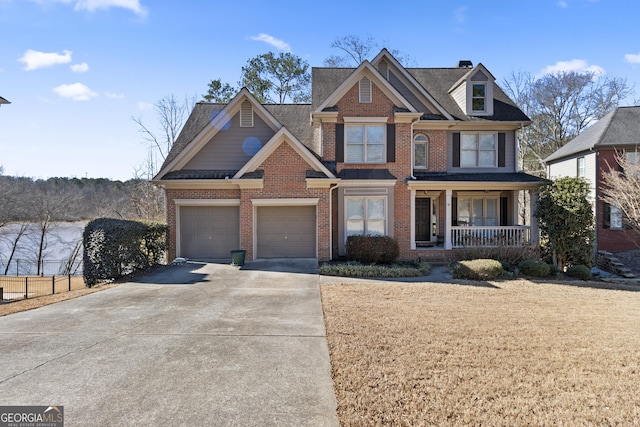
[321,279,640,426]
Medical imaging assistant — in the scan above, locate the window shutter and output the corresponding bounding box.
[359,77,372,103]
[240,100,253,127]
[387,124,396,162]
[452,133,461,167]
[498,133,506,167]
[335,124,344,162]
[500,197,508,226]
[452,198,458,226]
[603,202,611,229]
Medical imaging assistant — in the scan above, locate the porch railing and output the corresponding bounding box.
[451,226,531,248]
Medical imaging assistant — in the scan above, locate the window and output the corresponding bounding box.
[346,197,386,237]
[577,156,585,178]
[610,206,623,229]
[346,124,385,163]
[472,83,486,112]
[414,134,428,169]
[627,151,640,165]
[359,77,372,103]
[457,196,499,226]
[461,133,496,167]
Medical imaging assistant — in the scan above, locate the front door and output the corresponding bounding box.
[415,198,431,242]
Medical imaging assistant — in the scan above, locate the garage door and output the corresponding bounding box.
[180,206,239,259]
[256,206,316,258]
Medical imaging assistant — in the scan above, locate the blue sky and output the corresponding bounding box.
[1,0,638,181]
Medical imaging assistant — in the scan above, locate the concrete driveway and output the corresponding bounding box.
[0,260,338,426]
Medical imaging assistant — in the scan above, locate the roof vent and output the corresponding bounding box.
[457,60,473,68]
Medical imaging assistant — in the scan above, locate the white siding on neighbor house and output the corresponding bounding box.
[547,152,597,203]
[183,112,276,170]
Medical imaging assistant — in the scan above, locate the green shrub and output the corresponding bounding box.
[346,235,400,264]
[518,259,551,277]
[565,265,592,281]
[451,259,504,280]
[455,246,540,267]
[83,218,168,287]
[318,261,430,278]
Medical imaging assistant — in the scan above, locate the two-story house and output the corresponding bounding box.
[153,49,543,262]
[545,106,640,253]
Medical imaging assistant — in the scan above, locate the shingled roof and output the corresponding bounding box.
[545,106,640,163]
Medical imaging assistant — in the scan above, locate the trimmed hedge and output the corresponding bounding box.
[518,259,551,277]
[319,261,430,278]
[83,218,168,286]
[566,265,592,281]
[451,259,504,280]
[346,235,399,264]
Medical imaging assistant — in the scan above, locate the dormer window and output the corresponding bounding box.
[359,77,372,103]
[472,83,486,112]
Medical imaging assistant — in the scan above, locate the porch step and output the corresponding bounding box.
[597,251,637,278]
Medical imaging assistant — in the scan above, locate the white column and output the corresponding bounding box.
[445,189,452,250]
[410,189,416,250]
[529,189,539,245]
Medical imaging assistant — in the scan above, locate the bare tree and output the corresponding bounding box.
[132,94,196,177]
[324,35,414,67]
[601,151,640,240]
[503,70,633,175]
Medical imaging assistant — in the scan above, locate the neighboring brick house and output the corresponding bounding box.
[154,49,543,262]
[545,106,640,253]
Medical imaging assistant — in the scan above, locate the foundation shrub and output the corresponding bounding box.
[566,264,592,280]
[518,259,552,277]
[83,218,168,287]
[319,261,430,278]
[455,246,540,270]
[451,259,504,280]
[346,235,400,264]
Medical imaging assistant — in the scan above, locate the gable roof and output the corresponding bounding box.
[544,106,640,163]
[313,60,417,113]
[234,126,335,179]
[154,88,282,180]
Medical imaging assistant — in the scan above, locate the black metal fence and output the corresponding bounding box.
[0,275,86,301]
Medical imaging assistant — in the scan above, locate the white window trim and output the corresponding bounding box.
[471,83,486,113]
[577,156,586,178]
[345,196,387,239]
[413,133,429,169]
[610,205,624,230]
[460,132,498,168]
[345,123,387,164]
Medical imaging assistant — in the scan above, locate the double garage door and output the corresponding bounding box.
[179,205,316,259]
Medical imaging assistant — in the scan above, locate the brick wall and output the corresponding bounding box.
[596,149,640,253]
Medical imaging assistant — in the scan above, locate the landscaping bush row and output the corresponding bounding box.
[83,218,168,286]
[319,261,430,278]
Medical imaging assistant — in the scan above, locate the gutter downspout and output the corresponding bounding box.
[329,183,339,260]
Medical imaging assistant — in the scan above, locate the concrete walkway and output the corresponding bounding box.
[0,260,337,426]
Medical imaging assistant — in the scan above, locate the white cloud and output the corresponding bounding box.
[53,83,98,101]
[29,0,147,16]
[539,59,605,77]
[19,49,72,71]
[74,0,147,16]
[70,62,89,72]
[105,91,124,99]
[137,101,153,110]
[624,52,640,64]
[558,0,569,8]
[249,33,291,52]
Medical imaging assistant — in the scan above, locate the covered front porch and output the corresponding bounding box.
[408,173,544,251]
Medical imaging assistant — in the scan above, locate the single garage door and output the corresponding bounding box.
[180,206,239,259]
[256,206,316,258]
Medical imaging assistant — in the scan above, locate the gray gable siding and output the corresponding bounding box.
[447,130,516,173]
[183,111,275,170]
[388,71,430,113]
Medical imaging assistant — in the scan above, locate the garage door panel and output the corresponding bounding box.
[257,206,316,258]
[180,206,239,259]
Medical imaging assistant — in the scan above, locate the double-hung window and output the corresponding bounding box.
[461,132,496,167]
[577,157,585,178]
[346,197,386,237]
[346,124,385,163]
[472,83,486,112]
